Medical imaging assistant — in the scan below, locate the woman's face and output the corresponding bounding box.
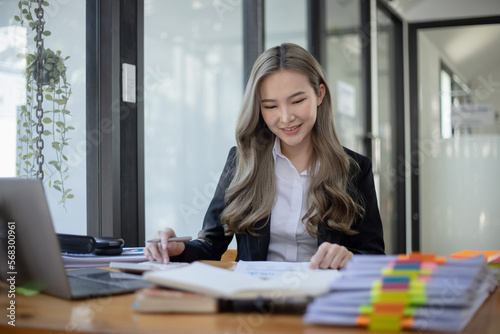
[260,70,325,157]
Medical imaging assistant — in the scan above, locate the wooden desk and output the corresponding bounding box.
[1,263,499,334]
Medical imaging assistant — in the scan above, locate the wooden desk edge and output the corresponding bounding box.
[1,267,499,334]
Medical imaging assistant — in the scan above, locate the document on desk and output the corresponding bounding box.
[62,247,148,268]
[234,261,313,279]
[143,261,341,300]
[110,261,190,273]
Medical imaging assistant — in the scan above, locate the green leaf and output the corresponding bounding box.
[67,194,74,199]
[43,31,51,36]
[53,185,62,192]
[42,1,49,6]
[45,94,53,101]
[67,126,75,130]
[43,130,51,136]
[14,15,21,21]
[56,121,64,128]
[42,117,52,124]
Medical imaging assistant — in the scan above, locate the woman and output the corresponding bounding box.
[145,43,384,269]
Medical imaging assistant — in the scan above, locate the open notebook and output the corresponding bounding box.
[0,178,151,299]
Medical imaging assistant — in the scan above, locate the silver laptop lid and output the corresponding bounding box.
[0,177,72,299]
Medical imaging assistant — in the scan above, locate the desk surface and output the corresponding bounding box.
[1,262,499,334]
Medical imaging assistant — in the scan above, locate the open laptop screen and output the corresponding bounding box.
[0,178,151,299]
[0,178,74,298]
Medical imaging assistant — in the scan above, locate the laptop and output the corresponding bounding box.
[0,177,151,299]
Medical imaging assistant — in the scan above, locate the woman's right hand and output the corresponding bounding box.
[144,227,186,264]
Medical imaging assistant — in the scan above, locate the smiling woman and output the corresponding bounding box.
[145,43,385,270]
[259,70,324,171]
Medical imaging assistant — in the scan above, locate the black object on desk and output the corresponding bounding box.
[57,234,125,255]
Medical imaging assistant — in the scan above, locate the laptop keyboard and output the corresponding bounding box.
[67,275,127,297]
[66,269,151,298]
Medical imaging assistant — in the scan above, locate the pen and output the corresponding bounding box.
[146,236,192,243]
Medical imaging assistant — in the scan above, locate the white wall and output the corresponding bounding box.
[418,32,500,256]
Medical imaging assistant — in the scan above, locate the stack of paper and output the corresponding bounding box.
[303,253,498,332]
[450,250,500,281]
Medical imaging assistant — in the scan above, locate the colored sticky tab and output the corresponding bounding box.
[421,262,438,270]
[418,275,432,283]
[409,294,427,305]
[395,259,421,265]
[450,250,500,262]
[382,268,419,280]
[401,317,414,330]
[398,252,445,263]
[383,276,411,283]
[359,305,373,315]
[408,252,436,262]
[16,286,41,296]
[356,315,371,327]
[410,280,426,289]
[382,283,409,290]
[369,314,402,331]
[376,291,409,304]
[393,264,420,270]
[419,268,433,276]
[373,302,406,314]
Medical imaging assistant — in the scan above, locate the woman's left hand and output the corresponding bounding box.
[309,242,353,269]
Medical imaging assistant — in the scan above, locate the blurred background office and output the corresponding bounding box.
[0,0,498,256]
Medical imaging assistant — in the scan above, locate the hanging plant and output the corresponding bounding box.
[15,0,75,210]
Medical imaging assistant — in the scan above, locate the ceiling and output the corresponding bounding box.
[422,24,500,81]
[383,0,500,22]
[383,0,500,82]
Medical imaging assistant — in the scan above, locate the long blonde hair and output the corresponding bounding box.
[221,43,364,236]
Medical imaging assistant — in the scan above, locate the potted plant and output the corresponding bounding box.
[15,0,74,210]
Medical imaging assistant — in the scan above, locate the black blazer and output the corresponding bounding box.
[171,146,385,262]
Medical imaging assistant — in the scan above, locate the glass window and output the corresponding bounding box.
[0,0,87,234]
[419,25,500,255]
[144,0,243,242]
[376,7,397,254]
[265,0,307,49]
[440,68,453,138]
[325,0,365,154]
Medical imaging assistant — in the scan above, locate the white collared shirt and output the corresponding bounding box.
[266,137,317,262]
